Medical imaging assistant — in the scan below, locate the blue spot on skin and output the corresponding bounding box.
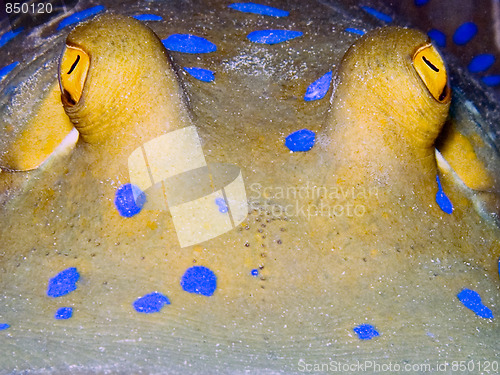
[482,75,500,86]
[181,266,217,296]
[133,292,170,313]
[184,67,215,82]
[228,2,289,17]
[0,61,19,80]
[55,307,73,320]
[47,267,80,298]
[353,324,380,340]
[436,175,453,214]
[0,28,23,48]
[285,129,316,152]
[360,6,392,23]
[0,323,10,330]
[247,30,303,45]
[215,197,228,213]
[457,289,494,319]
[57,5,105,30]
[427,29,446,48]
[345,28,365,36]
[115,183,146,218]
[453,22,478,45]
[162,34,217,54]
[251,269,259,277]
[468,54,495,73]
[304,71,332,101]
[414,0,430,6]
[132,14,163,21]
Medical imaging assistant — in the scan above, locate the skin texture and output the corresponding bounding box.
[0,83,74,171]
[0,8,499,374]
[0,13,191,173]
[323,27,451,211]
[55,13,195,211]
[438,121,494,191]
[61,14,192,155]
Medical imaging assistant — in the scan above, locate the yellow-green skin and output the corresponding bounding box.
[0,15,498,373]
[59,14,194,210]
[63,14,191,150]
[324,27,449,206]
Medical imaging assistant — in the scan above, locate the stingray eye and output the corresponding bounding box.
[59,45,90,105]
[412,43,450,103]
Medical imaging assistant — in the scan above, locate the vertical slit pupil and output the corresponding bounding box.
[67,55,81,75]
[422,55,439,72]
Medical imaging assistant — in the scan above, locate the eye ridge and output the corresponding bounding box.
[422,55,439,72]
[67,54,81,75]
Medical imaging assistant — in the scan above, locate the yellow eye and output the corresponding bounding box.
[412,43,450,103]
[59,45,90,105]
